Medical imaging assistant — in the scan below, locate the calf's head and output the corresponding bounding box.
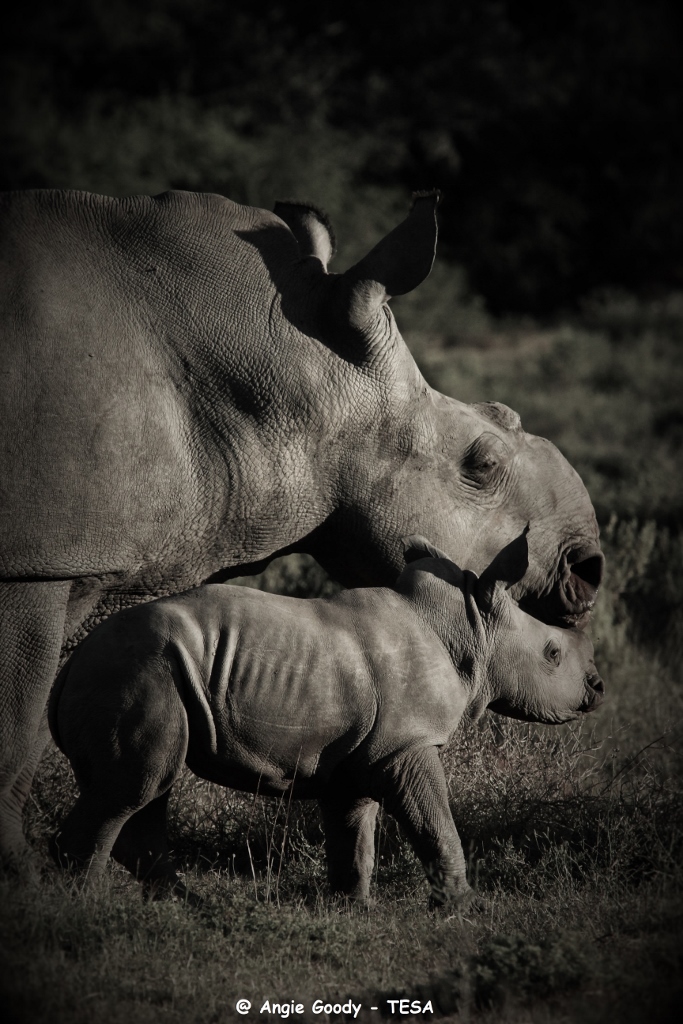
[401,530,605,725]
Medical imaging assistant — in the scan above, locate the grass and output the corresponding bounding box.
[2,293,682,1023]
[5,686,681,1024]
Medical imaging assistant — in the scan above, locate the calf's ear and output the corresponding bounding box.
[403,535,451,564]
[475,526,530,614]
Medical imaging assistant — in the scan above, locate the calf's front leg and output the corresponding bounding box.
[318,792,379,902]
[375,745,475,909]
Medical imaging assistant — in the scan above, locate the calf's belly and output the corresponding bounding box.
[185,741,331,800]
[184,710,371,801]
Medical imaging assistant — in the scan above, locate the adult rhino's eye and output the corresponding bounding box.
[544,639,562,666]
[461,432,510,486]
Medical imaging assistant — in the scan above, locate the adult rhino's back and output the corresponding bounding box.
[0,190,293,578]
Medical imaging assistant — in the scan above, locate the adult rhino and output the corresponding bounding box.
[0,188,603,866]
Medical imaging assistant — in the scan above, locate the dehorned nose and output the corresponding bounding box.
[581,672,605,712]
[587,673,605,695]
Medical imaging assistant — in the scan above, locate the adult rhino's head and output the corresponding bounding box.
[410,395,604,629]
[336,386,603,628]
[402,532,605,725]
[259,194,603,628]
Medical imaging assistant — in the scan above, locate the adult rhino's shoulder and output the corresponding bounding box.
[0,187,146,221]
[0,189,156,253]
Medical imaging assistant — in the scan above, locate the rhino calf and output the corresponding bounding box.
[49,532,603,908]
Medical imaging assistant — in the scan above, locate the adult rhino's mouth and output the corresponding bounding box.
[520,546,605,628]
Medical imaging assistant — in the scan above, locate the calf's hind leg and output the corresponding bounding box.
[52,661,189,894]
[51,774,188,896]
[111,792,198,903]
[50,789,137,882]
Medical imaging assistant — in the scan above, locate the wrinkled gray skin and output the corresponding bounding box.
[49,533,604,908]
[0,188,604,866]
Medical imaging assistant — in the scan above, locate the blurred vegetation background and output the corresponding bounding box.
[2,0,682,309]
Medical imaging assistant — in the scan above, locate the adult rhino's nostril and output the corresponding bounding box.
[587,673,604,694]
[571,554,604,591]
[563,552,605,621]
[582,672,605,712]
[519,548,605,628]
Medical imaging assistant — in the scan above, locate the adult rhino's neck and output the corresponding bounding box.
[148,197,439,580]
[302,371,444,587]
[157,230,431,577]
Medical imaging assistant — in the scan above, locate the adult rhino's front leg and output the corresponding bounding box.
[0,580,71,870]
[375,745,475,909]
[319,792,379,902]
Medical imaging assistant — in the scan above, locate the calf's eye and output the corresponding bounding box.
[544,640,562,666]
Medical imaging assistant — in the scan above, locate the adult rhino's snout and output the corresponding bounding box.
[563,548,605,621]
[522,545,605,629]
[580,671,605,713]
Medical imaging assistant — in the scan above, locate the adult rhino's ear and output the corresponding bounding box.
[274,199,337,270]
[475,526,530,614]
[403,534,451,564]
[331,191,440,347]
